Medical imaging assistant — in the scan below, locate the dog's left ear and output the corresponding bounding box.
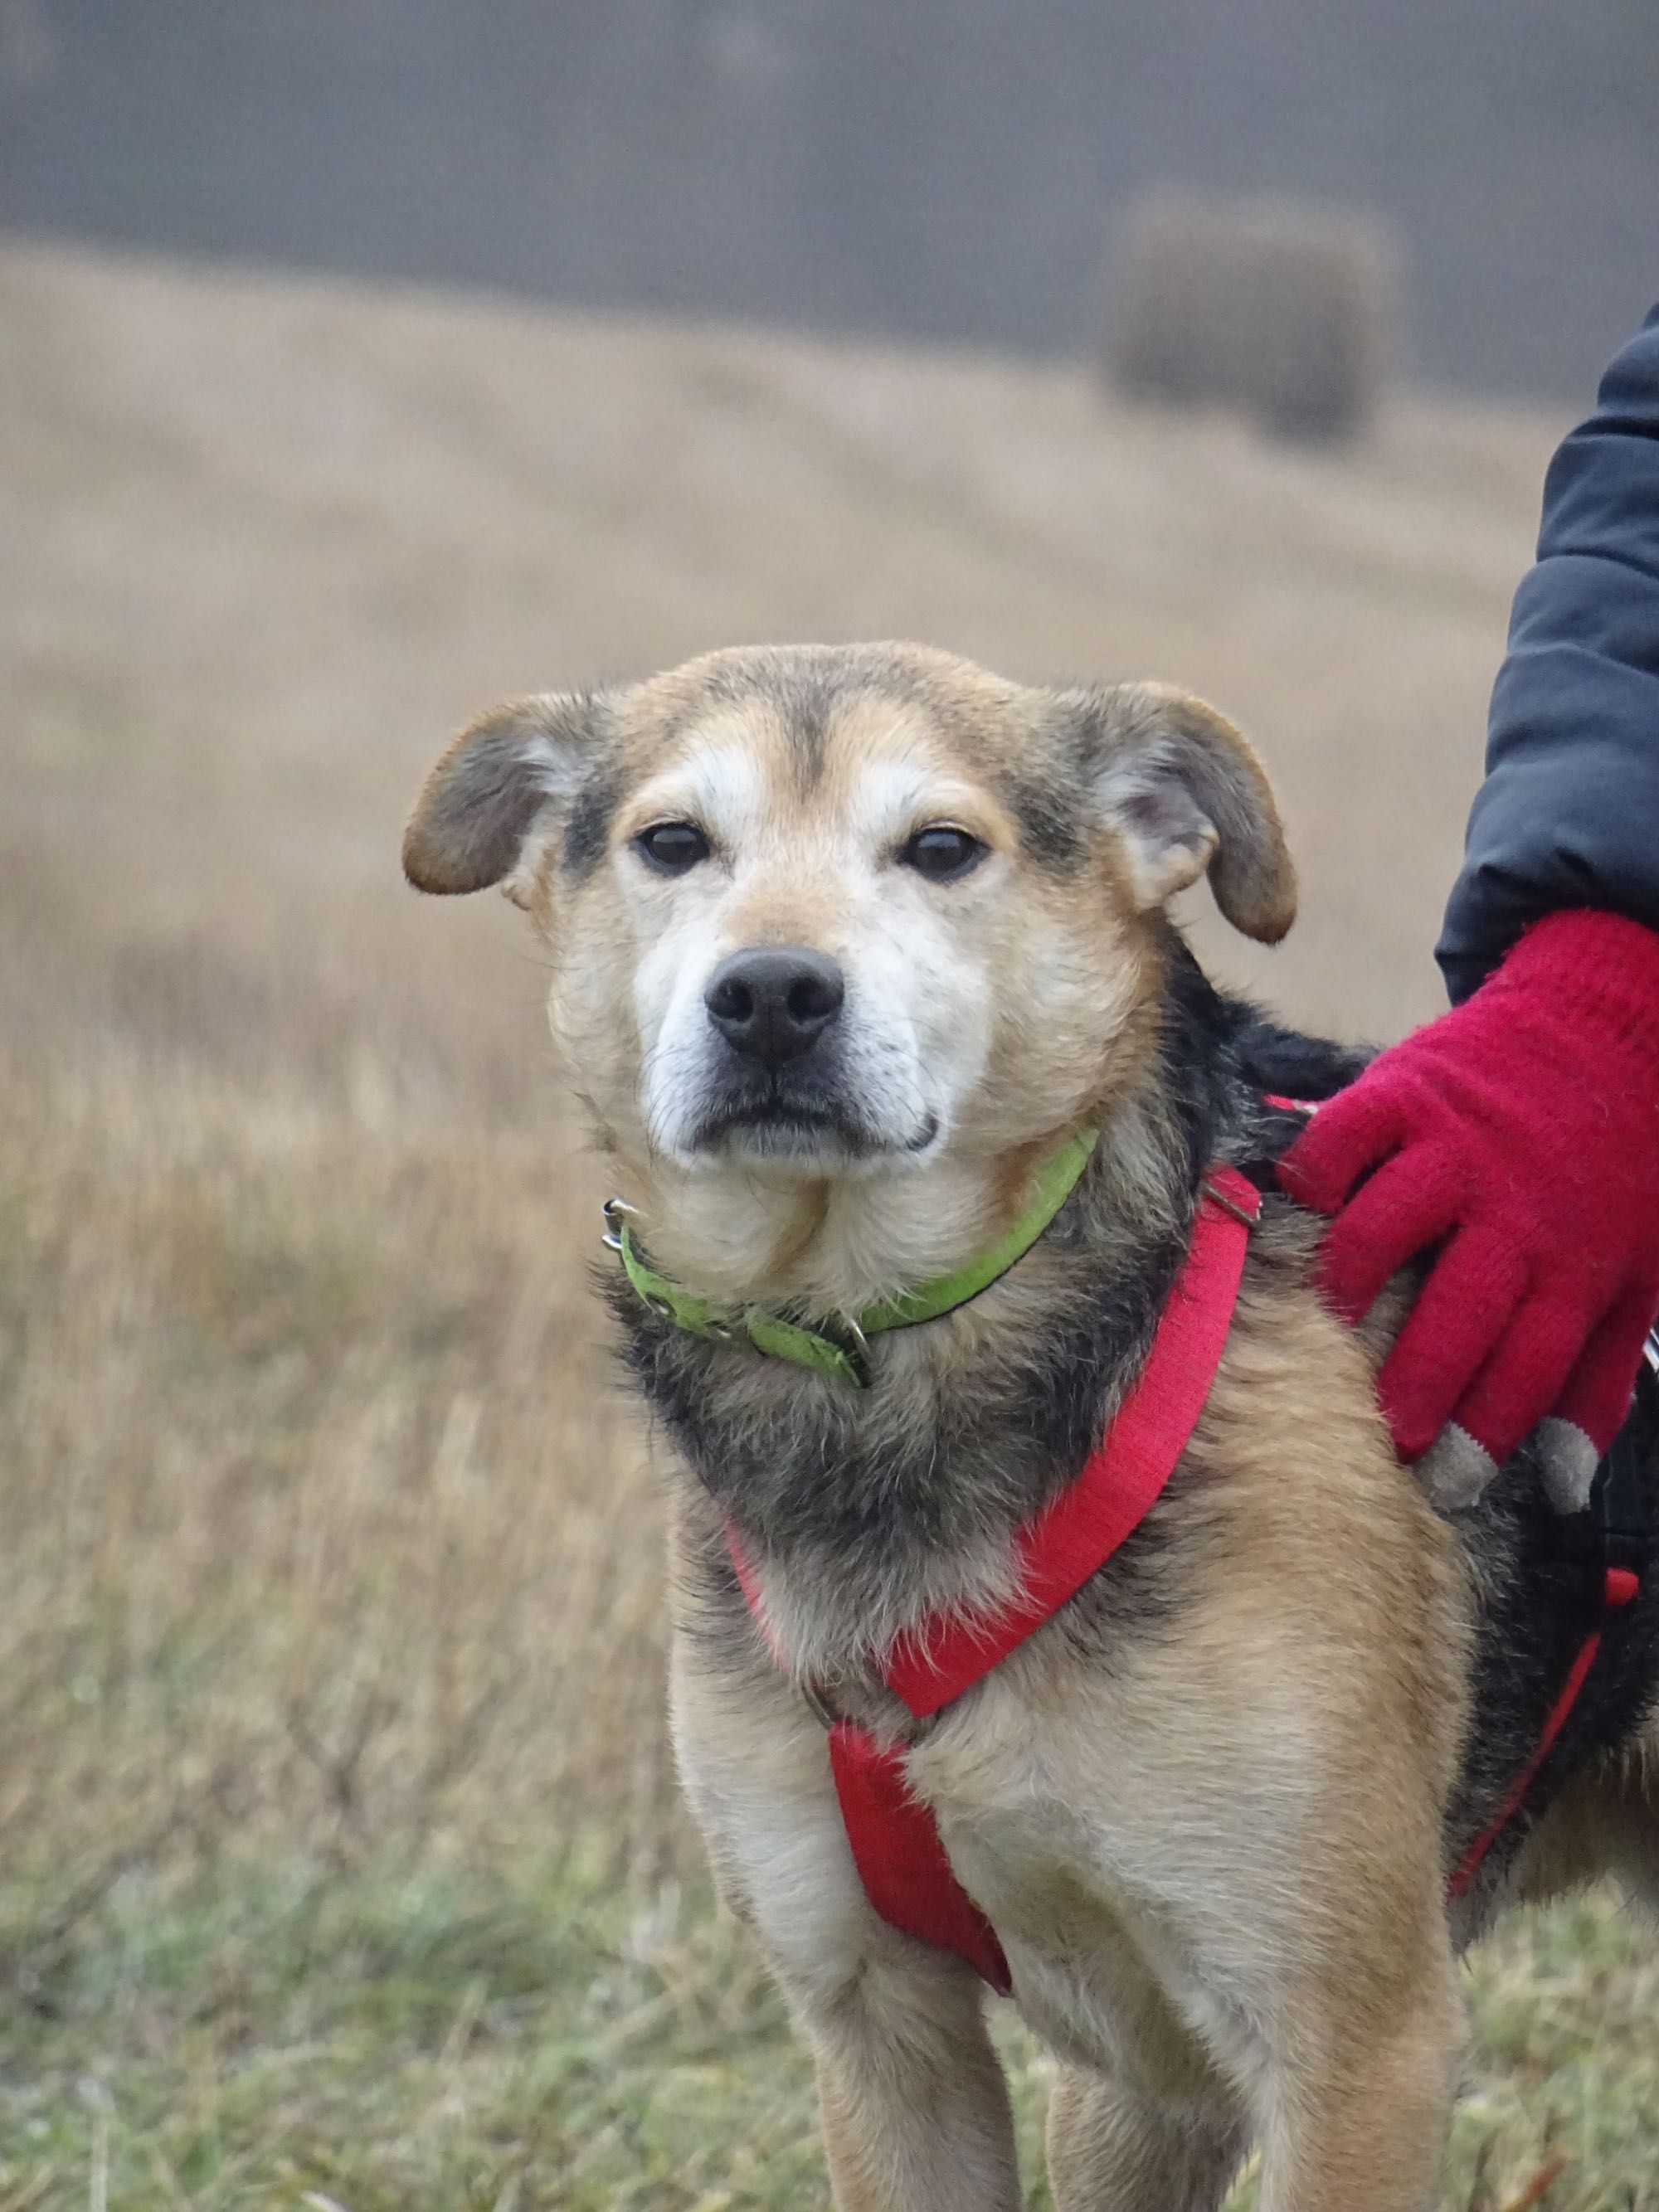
[1066,682,1297,944]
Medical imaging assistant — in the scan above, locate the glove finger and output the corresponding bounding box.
[1418,1424,1504,1512]
[1530,1298,1638,1517]
[1449,1291,1588,1471]
[1553,1291,1657,1458]
[1314,1145,1466,1327]
[1532,1418,1603,1518]
[1277,1080,1408,1216]
[1375,1227,1527,1461]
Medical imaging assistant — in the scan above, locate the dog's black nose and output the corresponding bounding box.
[704,946,845,1067]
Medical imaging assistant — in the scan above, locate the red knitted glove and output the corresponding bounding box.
[1280,911,1659,1510]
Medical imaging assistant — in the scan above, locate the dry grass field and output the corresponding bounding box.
[3,237,1657,2209]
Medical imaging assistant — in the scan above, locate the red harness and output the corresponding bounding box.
[729,1165,1262,1992]
[727,1153,1642,1984]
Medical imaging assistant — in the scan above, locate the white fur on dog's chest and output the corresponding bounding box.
[938,1789,1254,2090]
[908,1668,1317,2093]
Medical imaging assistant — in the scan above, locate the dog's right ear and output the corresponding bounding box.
[402,693,602,897]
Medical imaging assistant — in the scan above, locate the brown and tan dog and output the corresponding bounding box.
[404,643,1659,2212]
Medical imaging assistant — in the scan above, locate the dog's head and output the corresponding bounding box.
[404,644,1292,1302]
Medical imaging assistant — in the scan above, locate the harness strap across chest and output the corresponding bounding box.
[728,1164,1263,1994]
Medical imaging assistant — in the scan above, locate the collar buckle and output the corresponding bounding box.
[1200,1176,1262,1230]
[815,1314,873,1389]
[601,1195,637,1252]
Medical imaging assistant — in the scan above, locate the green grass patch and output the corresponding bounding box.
[1,1852,1657,2209]
[0,1849,820,2212]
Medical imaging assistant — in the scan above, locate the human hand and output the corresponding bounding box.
[1279,911,1659,1510]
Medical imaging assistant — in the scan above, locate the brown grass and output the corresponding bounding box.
[2,236,1652,2206]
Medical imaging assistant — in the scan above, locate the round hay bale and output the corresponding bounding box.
[1105,192,1398,441]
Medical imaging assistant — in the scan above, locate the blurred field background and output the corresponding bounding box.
[5,231,1659,2210]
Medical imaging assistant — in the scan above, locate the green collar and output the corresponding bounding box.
[604,1127,1099,1388]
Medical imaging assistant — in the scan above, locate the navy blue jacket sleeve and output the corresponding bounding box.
[1438,307,1659,1004]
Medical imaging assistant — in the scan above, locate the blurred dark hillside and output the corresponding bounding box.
[2,0,1656,398]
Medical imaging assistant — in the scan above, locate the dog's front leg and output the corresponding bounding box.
[1046,2064,1247,2212]
[671,1636,1020,2212]
[1253,1939,1466,2212]
[808,1943,1021,2212]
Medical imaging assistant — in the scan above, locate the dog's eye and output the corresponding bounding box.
[900,825,987,882]
[634,821,711,876]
